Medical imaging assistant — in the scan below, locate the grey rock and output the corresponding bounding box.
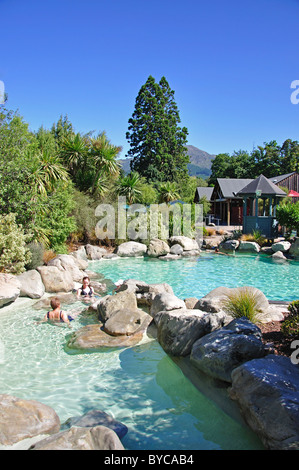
[170,244,183,255]
[230,355,299,450]
[190,318,266,383]
[154,308,228,356]
[0,394,60,446]
[30,425,124,450]
[64,409,128,439]
[116,241,147,257]
[271,241,291,253]
[37,266,74,293]
[104,308,152,336]
[150,292,185,316]
[147,239,170,257]
[0,274,21,307]
[97,291,138,323]
[16,269,45,299]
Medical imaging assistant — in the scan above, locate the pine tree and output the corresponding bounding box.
[126,76,189,182]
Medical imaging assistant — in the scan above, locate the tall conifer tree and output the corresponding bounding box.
[126,76,189,182]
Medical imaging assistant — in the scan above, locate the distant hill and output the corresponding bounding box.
[186,145,215,178]
[117,145,215,179]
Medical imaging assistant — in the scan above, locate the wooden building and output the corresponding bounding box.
[237,174,286,239]
[210,178,253,225]
[269,172,299,193]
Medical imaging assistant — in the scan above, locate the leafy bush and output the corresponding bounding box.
[223,287,260,323]
[0,213,31,274]
[25,241,45,270]
[276,201,299,234]
[70,189,97,243]
[281,300,299,337]
[241,229,266,246]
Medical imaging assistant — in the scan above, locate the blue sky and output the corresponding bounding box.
[1,0,299,158]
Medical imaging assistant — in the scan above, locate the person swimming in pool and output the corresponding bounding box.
[43,297,74,326]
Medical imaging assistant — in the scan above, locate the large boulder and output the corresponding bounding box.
[271,241,291,253]
[195,286,269,316]
[238,241,260,253]
[190,318,266,383]
[271,251,287,262]
[47,254,85,283]
[154,308,228,356]
[37,266,74,293]
[0,274,21,308]
[289,237,299,259]
[97,291,137,323]
[117,279,149,294]
[85,244,110,260]
[64,409,128,439]
[116,242,147,257]
[118,280,175,308]
[169,236,199,251]
[147,239,170,257]
[229,355,299,450]
[70,246,88,261]
[150,292,185,316]
[170,244,183,255]
[219,239,240,252]
[104,308,152,336]
[30,425,124,450]
[67,324,144,351]
[16,269,45,299]
[0,394,60,446]
[194,286,233,313]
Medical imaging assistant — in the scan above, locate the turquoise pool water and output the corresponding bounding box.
[0,293,264,450]
[95,252,299,301]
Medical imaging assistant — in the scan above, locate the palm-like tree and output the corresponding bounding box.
[158,181,180,203]
[60,133,88,177]
[29,149,69,195]
[116,172,142,204]
[89,132,122,194]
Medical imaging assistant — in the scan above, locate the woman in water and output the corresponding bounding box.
[77,276,95,300]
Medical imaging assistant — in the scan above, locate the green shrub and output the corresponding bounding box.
[223,287,260,323]
[281,300,299,337]
[0,213,31,274]
[25,241,45,270]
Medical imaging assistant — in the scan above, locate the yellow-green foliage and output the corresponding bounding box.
[223,287,260,323]
[0,213,31,274]
[281,300,299,337]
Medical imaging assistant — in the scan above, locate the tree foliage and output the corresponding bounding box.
[276,201,299,234]
[126,76,189,182]
[209,140,299,184]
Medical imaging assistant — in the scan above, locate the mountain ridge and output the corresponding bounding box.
[117,145,215,178]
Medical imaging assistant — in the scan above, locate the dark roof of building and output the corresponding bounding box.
[215,178,253,199]
[269,172,298,184]
[237,174,286,196]
[195,187,214,201]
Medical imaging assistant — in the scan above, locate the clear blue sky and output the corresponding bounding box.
[1,0,299,158]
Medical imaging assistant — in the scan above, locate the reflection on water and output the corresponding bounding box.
[0,299,264,450]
